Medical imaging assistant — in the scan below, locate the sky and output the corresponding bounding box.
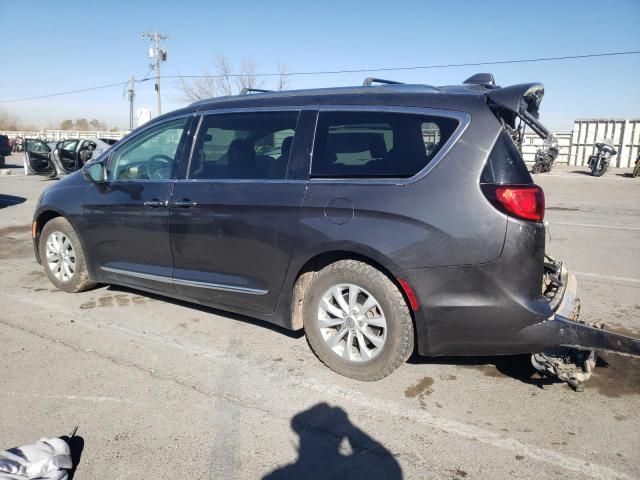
[1,0,639,132]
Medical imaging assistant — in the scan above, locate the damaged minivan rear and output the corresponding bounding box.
[31,75,640,387]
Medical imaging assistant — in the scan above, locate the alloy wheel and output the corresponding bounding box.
[317,283,387,362]
[45,231,76,282]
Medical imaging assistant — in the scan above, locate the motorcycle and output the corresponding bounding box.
[531,136,559,173]
[633,152,640,178]
[587,141,616,177]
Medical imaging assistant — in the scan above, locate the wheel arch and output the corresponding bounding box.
[288,249,415,331]
[33,209,92,275]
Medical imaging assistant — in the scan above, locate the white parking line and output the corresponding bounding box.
[0,391,134,404]
[551,221,640,232]
[0,173,25,179]
[576,271,640,284]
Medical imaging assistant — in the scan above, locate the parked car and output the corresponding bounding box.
[0,135,11,167]
[31,75,639,386]
[24,138,112,177]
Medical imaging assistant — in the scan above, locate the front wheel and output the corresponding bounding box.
[39,217,95,292]
[633,161,640,178]
[303,260,414,381]
[532,163,543,174]
[591,160,607,177]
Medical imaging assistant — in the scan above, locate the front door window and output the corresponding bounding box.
[108,118,188,181]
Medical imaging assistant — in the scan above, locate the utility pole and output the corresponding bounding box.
[127,74,135,129]
[142,31,168,117]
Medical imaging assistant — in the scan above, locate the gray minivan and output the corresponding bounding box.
[31,75,639,387]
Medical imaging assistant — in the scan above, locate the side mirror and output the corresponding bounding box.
[86,162,107,183]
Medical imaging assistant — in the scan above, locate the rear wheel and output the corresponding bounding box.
[531,163,543,174]
[39,217,95,293]
[303,260,414,381]
[632,160,640,178]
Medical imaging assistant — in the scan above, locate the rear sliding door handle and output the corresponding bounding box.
[143,199,168,208]
[171,199,198,208]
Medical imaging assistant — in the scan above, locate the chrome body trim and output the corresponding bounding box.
[100,266,268,295]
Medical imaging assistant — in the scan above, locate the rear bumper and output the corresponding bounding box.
[410,258,640,358]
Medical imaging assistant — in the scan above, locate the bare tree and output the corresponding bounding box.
[176,54,271,101]
[0,108,23,130]
[234,61,264,93]
[177,70,216,102]
[214,55,233,97]
[277,63,290,91]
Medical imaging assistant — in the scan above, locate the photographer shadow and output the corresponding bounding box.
[263,403,402,480]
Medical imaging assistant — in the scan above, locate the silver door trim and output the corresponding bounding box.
[100,266,268,295]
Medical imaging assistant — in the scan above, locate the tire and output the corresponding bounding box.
[39,217,95,293]
[303,260,414,381]
[532,163,542,174]
[592,162,607,177]
[0,156,5,168]
[632,161,640,178]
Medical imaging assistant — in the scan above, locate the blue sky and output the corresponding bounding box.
[1,0,639,131]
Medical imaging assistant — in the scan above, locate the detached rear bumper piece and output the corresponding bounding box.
[522,315,640,358]
[524,263,640,357]
[527,262,640,391]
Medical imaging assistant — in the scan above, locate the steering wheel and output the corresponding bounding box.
[147,154,173,179]
[148,154,173,164]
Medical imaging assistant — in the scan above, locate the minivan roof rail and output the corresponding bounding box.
[240,88,273,95]
[362,77,404,86]
[463,73,496,87]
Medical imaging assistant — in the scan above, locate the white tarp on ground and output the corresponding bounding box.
[0,437,72,480]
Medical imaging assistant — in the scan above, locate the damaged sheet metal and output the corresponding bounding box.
[529,258,640,390]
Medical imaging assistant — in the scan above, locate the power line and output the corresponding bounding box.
[0,81,129,103]
[2,50,639,103]
[156,50,640,79]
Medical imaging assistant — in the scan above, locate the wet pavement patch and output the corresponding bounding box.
[587,324,640,398]
[449,468,468,478]
[405,377,434,398]
[546,206,580,211]
[405,377,434,409]
[0,237,33,259]
[80,294,149,309]
[0,224,32,237]
[589,353,640,397]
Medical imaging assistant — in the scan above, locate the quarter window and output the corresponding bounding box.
[311,111,459,178]
[108,118,187,181]
[189,111,299,180]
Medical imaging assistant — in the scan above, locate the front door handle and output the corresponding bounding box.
[143,199,168,208]
[171,199,198,208]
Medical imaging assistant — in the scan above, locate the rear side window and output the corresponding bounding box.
[481,130,533,184]
[189,111,299,180]
[311,111,459,178]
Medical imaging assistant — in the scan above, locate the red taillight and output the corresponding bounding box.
[484,185,545,222]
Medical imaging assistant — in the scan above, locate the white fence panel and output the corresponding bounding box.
[569,119,639,168]
[0,130,127,142]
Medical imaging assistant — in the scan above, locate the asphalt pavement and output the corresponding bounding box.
[0,154,638,479]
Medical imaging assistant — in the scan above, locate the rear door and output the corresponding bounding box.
[24,139,53,175]
[56,140,80,173]
[169,109,311,314]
